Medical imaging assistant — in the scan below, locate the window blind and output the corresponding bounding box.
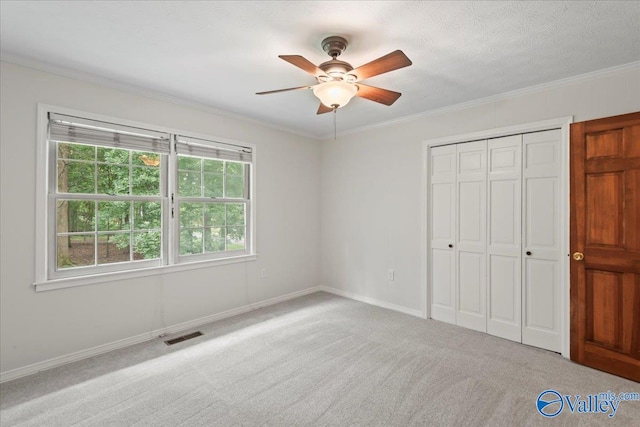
[176,135,252,162]
[49,113,171,154]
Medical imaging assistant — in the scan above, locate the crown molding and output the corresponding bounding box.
[319,60,640,140]
[0,52,320,141]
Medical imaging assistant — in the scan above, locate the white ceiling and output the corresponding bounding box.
[1,1,639,139]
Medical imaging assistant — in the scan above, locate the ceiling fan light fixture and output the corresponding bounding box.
[257,36,412,115]
[313,81,358,109]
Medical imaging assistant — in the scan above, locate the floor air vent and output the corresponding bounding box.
[164,331,203,346]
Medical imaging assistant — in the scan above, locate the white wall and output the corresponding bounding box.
[0,61,321,376]
[320,64,640,315]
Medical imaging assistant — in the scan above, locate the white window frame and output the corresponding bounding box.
[35,104,257,292]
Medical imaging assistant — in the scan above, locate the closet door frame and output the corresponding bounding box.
[422,116,572,358]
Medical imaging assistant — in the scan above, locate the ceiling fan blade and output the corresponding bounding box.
[256,85,313,95]
[355,83,402,106]
[351,50,412,81]
[279,55,326,77]
[317,103,334,115]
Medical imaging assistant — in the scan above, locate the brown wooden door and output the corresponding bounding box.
[570,111,640,382]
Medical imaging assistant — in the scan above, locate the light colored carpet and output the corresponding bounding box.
[1,292,638,426]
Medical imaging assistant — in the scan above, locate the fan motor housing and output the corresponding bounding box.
[319,37,356,82]
[322,36,348,58]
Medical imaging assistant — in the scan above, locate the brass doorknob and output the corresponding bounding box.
[573,252,584,261]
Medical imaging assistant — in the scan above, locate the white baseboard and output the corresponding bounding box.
[320,285,426,319]
[0,286,322,384]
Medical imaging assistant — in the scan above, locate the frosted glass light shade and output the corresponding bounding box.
[313,81,358,108]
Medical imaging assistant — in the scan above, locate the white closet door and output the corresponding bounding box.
[487,136,522,342]
[430,145,456,324]
[522,129,561,352]
[455,141,487,332]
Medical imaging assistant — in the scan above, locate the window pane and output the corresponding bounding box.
[133,231,161,260]
[178,171,201,197]
[225,162,244,176]
[59,161,95,193]
[226,203,245,226]
[204,227,225,253]
[203,173,223,198]
[203,159,223,173]
[204,203,225,226]
[180,229,203,255]
[132,166,160,196]
[178,156,201,171]
[225,176,244,198]
[226,226,245,250]
[133,152,160,167]
[57,234,95,269]
[58,200,95,233]
[58,142,95,161]
[97,233,130,265]
[98,201,130,231]
[134,201,162,230]
[98,164,130,195]
[97,147,129,164]
[180,203,203,228]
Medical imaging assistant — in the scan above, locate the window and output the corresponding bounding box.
[40,109,254,285]
[175,136,251,261]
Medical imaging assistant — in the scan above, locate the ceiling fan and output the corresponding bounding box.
[256,36,412,114]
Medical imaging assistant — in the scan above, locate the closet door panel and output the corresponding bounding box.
[487,136,522,342]
[488,254,521,340]
[457,251,485,331]
[526,178,559,250]
[489,180,518,248]
[432,249,455,306]
[430,145,456,324]
[522,130,562,352]
[456,141,487,331]
[525,259,557,330]
[432,183,454,241]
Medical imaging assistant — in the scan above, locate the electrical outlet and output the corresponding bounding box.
[388,269,395,281]
[261,268,268,278]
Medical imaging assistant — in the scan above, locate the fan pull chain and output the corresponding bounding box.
[333,108,337,140]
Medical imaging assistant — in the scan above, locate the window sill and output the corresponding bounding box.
[34,254,258,292]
